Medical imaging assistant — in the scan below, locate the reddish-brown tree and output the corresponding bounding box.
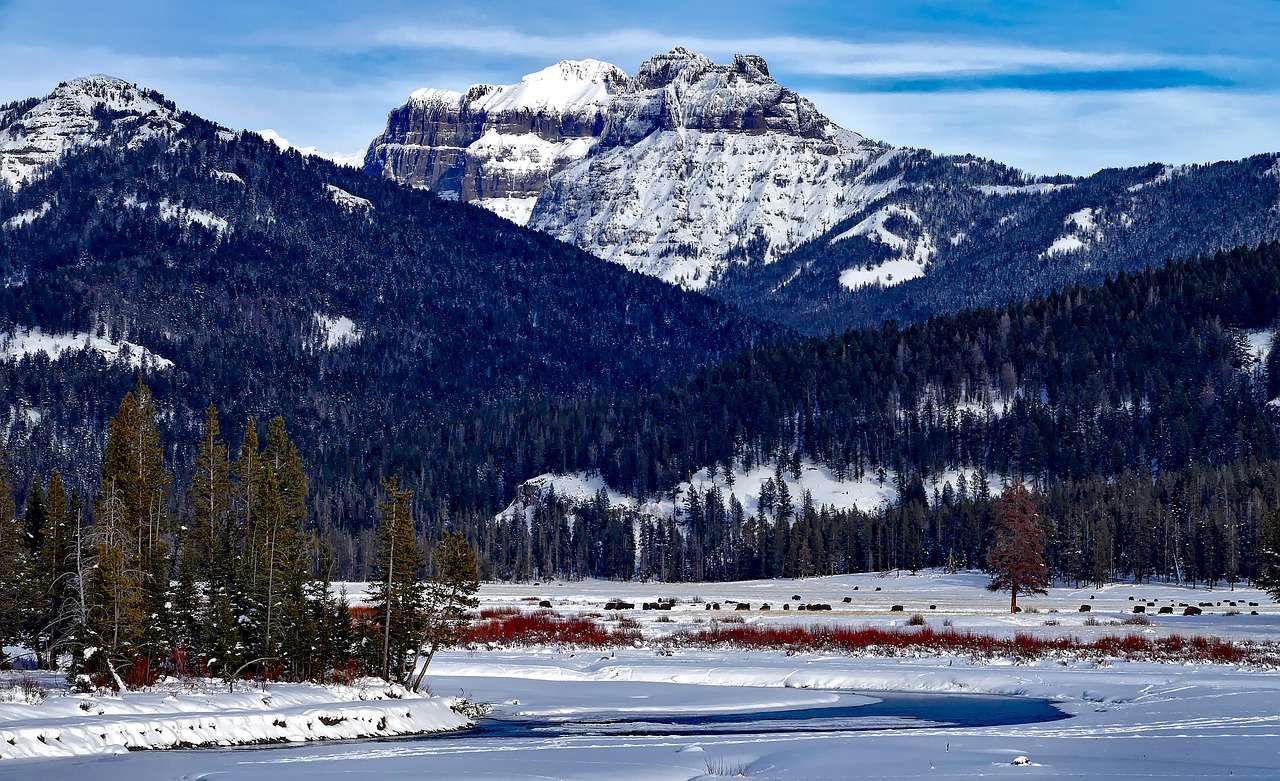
[986,480,1049,613]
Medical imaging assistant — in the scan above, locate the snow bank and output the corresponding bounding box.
[0,683,468,761]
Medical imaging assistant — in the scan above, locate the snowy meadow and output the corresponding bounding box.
[6,571,1280,779]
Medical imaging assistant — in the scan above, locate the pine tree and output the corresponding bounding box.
[34,471,74,669]
[264,417,313,679]
[1254,506,1280,600]
[986,480,1050,613]
[411,531,479,691]
[87,381,172,686]
[190,405,233,599]
[0,447,31,667]
[369,475,424,683]
[22,474,45,556]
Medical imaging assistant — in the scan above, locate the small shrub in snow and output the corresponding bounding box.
[907,613,927,626]
[450,696,491,719]
[0,672,48,704]
[669,622,1274,665]
[705,757,751,776]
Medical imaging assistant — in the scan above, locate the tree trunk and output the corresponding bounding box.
[1010,584,1018,614]
[411,645,436,693]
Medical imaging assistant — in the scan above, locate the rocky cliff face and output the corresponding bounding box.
[366,48,898,286]
[364,59,627,224]
[0,75,185,187]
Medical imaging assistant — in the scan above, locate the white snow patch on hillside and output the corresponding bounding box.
[2,327,173,369]
[839,257,927,290]
[1127,165,1186,192]
[325,184,372,210]
[526,473,632,506]
[976,182,1072,196]
[211,169,244,185]
[674,461,1004,519]
[312,313,362,349]
[1243,328,1274,365]
[157,200,228,235]
[500,462,1004,526]
[1064,207,1096,231]
[120,196,229,235]
[1042,235,1088,256]
[954,394,1013,418]
[255,129,363,168]
[2,202,51,229]
[833,206,933,290]
[1040,208,1105,259]
[474,196,539,224]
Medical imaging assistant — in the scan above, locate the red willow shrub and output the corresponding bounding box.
[670,623,1277,665]
[465,610,641,647]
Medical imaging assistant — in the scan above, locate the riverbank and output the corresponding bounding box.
[0,678,470,761]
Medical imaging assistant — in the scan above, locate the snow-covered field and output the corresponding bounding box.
[7,572,1280,778]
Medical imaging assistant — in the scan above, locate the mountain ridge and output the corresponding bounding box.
[367,49,1280,332]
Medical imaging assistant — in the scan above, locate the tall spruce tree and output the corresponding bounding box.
[87,381,172,686]
[264,417,314,679]
[191,405,234,600]
[369,475,423,683]
[986,480,1050,613]
[0,447,31,667]
[22,475,45,556]
[1254,506,1280,600]
[34,471,73,669]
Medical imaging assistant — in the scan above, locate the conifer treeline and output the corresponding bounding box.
[454,457,1280,590]
[399,242,1280,589]
[0,381,475,687]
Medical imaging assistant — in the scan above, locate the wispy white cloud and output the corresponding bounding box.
[811,88,1280,175]
[347,25,1243,79]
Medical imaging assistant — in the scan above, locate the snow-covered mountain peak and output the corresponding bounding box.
[366,49,887,285]
[408,86,466,107]
[1,74,183,187]
[635,47,717,89]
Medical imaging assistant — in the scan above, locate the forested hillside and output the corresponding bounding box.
[440,242,1280,586]
[0,107,771,531]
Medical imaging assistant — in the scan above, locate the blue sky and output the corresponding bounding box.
[1,0,1276,174]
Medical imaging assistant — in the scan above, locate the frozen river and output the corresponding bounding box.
[8,691,1066,780]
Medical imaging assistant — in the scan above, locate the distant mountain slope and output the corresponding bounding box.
[0,76,772,517]
[369,49,1280,333]
[723,154,1280,331]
